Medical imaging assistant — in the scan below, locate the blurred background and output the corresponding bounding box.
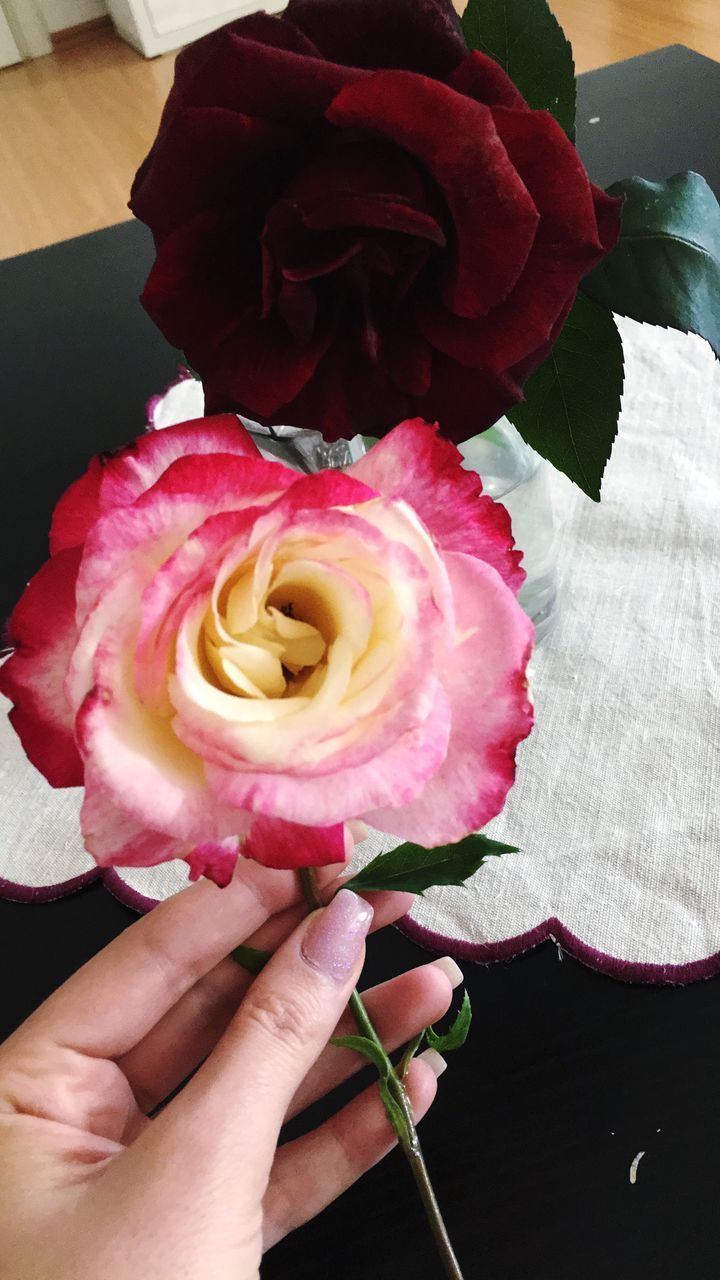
[1,0,718,261]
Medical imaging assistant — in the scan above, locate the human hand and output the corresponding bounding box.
[0,860,459,1279]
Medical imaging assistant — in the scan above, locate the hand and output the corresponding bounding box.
[0,860,459,1279]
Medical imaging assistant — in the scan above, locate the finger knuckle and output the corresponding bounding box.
[240,987,320,1051]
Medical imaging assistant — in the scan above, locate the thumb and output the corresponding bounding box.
[151,889,373,1192]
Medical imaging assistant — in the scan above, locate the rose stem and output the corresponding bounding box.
[299,867,464,1280]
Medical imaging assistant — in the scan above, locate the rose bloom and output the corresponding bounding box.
[0,417,533,884]
[130,0,622,443]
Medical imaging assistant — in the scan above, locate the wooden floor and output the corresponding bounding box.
[1,3,718,261]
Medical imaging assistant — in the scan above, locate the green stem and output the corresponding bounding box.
[299,868,464,1280]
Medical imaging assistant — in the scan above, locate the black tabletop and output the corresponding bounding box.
[2,44,720,1280]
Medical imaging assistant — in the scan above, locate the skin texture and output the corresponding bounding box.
[0,862,456,1279]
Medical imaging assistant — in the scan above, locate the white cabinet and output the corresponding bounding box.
[107,0,284,58]
[0,9,22,67]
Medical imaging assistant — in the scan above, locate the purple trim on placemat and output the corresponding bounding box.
[0,868,100,903]
[103,868,161,915]
[3,868,720,986]
[0,868,161,913]
[398,913,720,987]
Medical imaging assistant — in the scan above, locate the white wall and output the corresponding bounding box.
[41,0,108,32]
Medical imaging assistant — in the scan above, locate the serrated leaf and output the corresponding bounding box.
[426,991,473,1053]
[231,944,270,976]
[461,0,576,138]
[583,172,720,359]
[342,834,518,896]
[509,292,624,500]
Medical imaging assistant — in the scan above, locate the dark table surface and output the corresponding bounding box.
[2,43,720,1280]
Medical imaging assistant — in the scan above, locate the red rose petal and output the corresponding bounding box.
[183,29,365,122]
[418,351,524,440]
[285,0,467,77]
[186,837,240,886]
[131,106,286,246]
[384,326,433,397]
[448,49,527,109]
[0,548,84,788]
[242,816,347,870]
[168,12,322,105]
[49,458,104,556]
[420,108,623,377]
[327,72,539,321]
[591,181,625,253]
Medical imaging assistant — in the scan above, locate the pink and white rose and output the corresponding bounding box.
[0,415,533,884]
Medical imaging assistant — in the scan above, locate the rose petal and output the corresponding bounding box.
[285,0,467,77]
[349,419,525,593]
[417,351,524,440]
[279,138,446,246]
[421,109,623,375]
[77,665,251,847]
[132,106,287,247]
[327,72,539,321]
[50,415,261,555]
[186,836,240,885]
[205,682,451,827]
[169,505,448,775]
[135,508,263,712]
[142,213,338,419]
[241,816,346,869]
[80,773,181,867]
[182,28,365,122]
[134,10,323,157]
[448,50,527,109]
[366,550,534,843]
[0,548,84,787]
[73,451,292,626]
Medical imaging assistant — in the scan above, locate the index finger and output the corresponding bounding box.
[4,859,343,1061]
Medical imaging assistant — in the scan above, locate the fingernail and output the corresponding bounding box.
[432,956,463,989]
[417,1048,448,1078]
[302,889,373,983]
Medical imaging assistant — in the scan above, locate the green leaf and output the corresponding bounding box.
[378,1078,407,1141]
[331,1033,389,1073]
[342,833,518,896]
[461,0,576,138]
[583,172,720,359]
[509,291,624,500]
[426,991,473,1053]
[332,1034,406,1138]
[231,944,271,976]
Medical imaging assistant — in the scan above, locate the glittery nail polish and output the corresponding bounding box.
[301,889,373,983]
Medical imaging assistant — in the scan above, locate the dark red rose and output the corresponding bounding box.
[130,0,622,442]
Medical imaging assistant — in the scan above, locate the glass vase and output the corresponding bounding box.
[458,419,557,640]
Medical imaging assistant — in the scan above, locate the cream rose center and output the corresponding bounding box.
[203,578,328,701]
[199,533,378,703]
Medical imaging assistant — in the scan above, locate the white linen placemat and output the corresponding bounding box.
[1,316,718,982]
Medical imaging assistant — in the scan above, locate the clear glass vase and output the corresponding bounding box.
[459,419,558,640]
[242,416,557,642]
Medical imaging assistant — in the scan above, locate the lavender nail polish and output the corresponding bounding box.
[301,889,373,982]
